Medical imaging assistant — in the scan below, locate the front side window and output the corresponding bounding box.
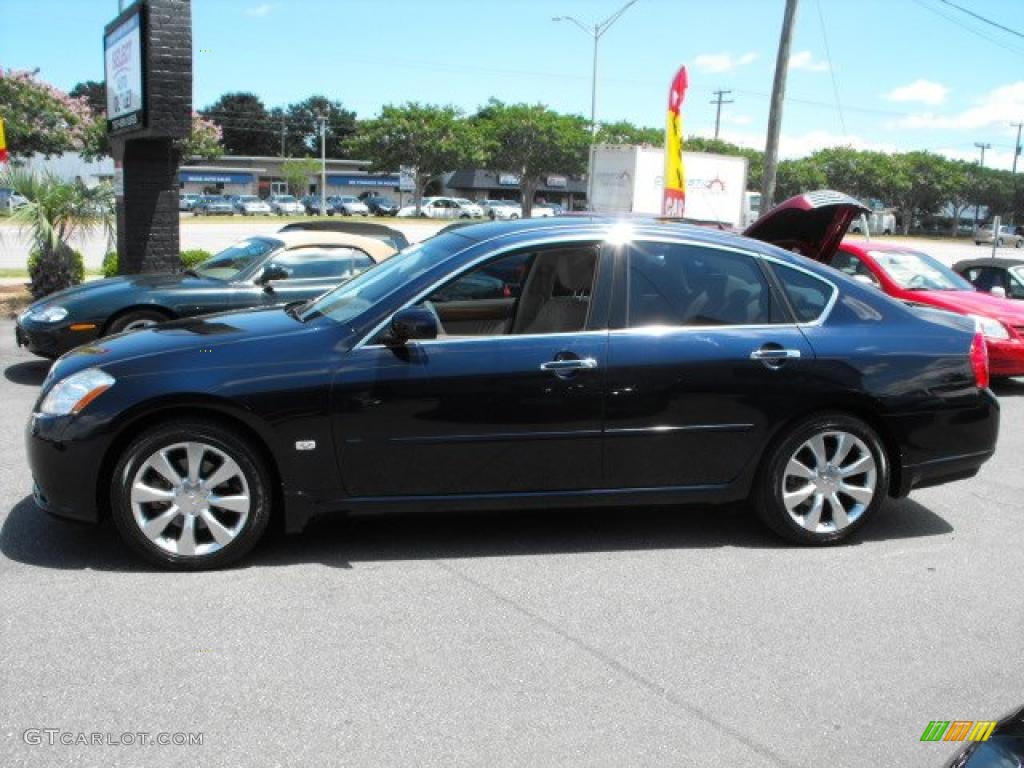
[626,242,779,327]
[266,247,374,281]
[418,244,600,337]
[194,238,282,280]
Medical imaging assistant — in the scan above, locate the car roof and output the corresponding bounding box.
[273,230,396,261]
[954,257,1024,270]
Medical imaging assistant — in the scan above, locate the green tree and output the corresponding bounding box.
[774,157,828,200]
[1,167,114,298]
[888,151,953,235]
[475,101,590,217]
[0,68,90,158]
[279,157,319,197]
[201,92,277,156]
[284,96,357,158]
[595,120,663,146]
[348,103,483,213]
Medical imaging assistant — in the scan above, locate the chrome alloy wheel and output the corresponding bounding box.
[781,431,877,534]
[130,442,251,557]
[122,318,159,332]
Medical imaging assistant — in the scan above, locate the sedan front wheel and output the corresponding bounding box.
[755,413,888,545]
[110,421,272,569]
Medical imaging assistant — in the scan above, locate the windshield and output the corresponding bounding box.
[298,235,465,324]
[195,238,282,280]
[239,196,260,202]
[276,195,297,203]
[341,196,358,203]
[868,249,972,291]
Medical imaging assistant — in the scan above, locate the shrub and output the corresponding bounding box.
[27,246,85,299]
[180,249,211,270]
[101,250,119,278]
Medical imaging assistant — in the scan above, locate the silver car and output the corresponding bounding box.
[976,224,1023,248]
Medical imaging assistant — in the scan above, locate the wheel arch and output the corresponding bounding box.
[755,397,903,498]
[102,304,177,335]
[96,396,285,526]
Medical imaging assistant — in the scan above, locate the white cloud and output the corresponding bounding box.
[693,51,757,74]
[245,3,272,16]
[885,79,948,106]
[889,80,1024,131]
[723,113,752,126]
[788,51,829,72]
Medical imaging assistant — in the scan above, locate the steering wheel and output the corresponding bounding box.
[906,274,929,290]
[421,300,447,336]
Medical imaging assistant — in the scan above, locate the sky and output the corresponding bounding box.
[3,0,1024,169]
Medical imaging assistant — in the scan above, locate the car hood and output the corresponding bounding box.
[906,289,1024,326]
[26,273,224,311]
[743,190,870,262]
[49,306,316,382]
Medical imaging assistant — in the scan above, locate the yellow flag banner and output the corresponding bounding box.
[662,66,688,217]
[0,117,9,164]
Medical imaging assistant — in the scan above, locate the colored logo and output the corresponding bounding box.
[921,720,997,742]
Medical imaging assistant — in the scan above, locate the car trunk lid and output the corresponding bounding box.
[743,190,870,263]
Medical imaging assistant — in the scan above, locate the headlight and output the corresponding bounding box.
[28,305,68,323]
[39,368,115,416]
[970,314,1010,340]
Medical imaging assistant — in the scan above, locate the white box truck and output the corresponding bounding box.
[588,144,750,228]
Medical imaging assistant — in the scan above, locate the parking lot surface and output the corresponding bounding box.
[0,320,1022,767]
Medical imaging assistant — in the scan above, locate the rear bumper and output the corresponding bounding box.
[888,388,1000,497]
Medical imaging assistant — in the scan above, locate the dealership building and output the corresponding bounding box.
[178,156,402,199]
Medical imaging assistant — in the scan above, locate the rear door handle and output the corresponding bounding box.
[540,357,599,372]
[750,348,801,361]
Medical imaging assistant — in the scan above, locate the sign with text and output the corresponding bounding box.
[104,9,145,134]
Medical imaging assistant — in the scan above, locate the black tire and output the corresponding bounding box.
[754,412,889,545]
[106,309,170,335]
[110,420,272,570]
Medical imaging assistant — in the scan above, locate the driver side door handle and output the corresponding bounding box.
[540,357,599,372]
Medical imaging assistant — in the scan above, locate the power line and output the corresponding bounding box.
[910,0,1024,57]
[937,0,1024,40]
[815,0,846,134]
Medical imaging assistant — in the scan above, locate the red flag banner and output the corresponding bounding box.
[0,117,9,164]
[662,66,688,217]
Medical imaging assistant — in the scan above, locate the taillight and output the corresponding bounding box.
[969,332,989,389]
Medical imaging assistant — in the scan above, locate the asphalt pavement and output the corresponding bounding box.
[0,320,1022,767]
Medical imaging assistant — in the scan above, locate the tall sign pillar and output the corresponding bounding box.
[104,0,192,274]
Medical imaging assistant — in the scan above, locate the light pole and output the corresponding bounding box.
[553,0,638,136]
[974,141,991,231]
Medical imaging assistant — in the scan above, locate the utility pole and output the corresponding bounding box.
[1010,122,1022,225]
[710,89,734,140]
[761,0,799,211]
[318,112,328,217]
[279,114,286,157]
[973,141,991,231]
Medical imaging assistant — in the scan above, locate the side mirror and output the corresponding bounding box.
[387,307,438,344]
[990,285,1007,299]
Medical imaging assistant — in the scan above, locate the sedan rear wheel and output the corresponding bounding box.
[755,413,888,545]
[110,421,272,569]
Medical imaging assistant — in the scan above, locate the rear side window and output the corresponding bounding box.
[771,263,836,323]
[626,242,780,327]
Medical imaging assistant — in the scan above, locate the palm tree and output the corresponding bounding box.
[1,167,114,298]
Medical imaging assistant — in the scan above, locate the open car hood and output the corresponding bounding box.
[743,190,870,263]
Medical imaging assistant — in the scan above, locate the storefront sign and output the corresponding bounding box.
[180,172,253,184]
[104,9,145,135]
[326,174,400,188]
[498,173,521,186]
[546,175,567,188]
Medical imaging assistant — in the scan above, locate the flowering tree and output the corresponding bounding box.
[0,68,91,158]
[178,112,224,160]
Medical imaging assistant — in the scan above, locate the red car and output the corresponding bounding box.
[825,241,1024,377]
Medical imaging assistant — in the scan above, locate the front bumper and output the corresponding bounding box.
[15,320,100,359]
[26,412,109,524]
[986,338,1024,377]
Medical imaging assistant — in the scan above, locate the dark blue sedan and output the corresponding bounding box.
[26,193,999,569]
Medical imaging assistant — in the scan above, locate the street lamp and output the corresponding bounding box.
[552,0,639,135]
